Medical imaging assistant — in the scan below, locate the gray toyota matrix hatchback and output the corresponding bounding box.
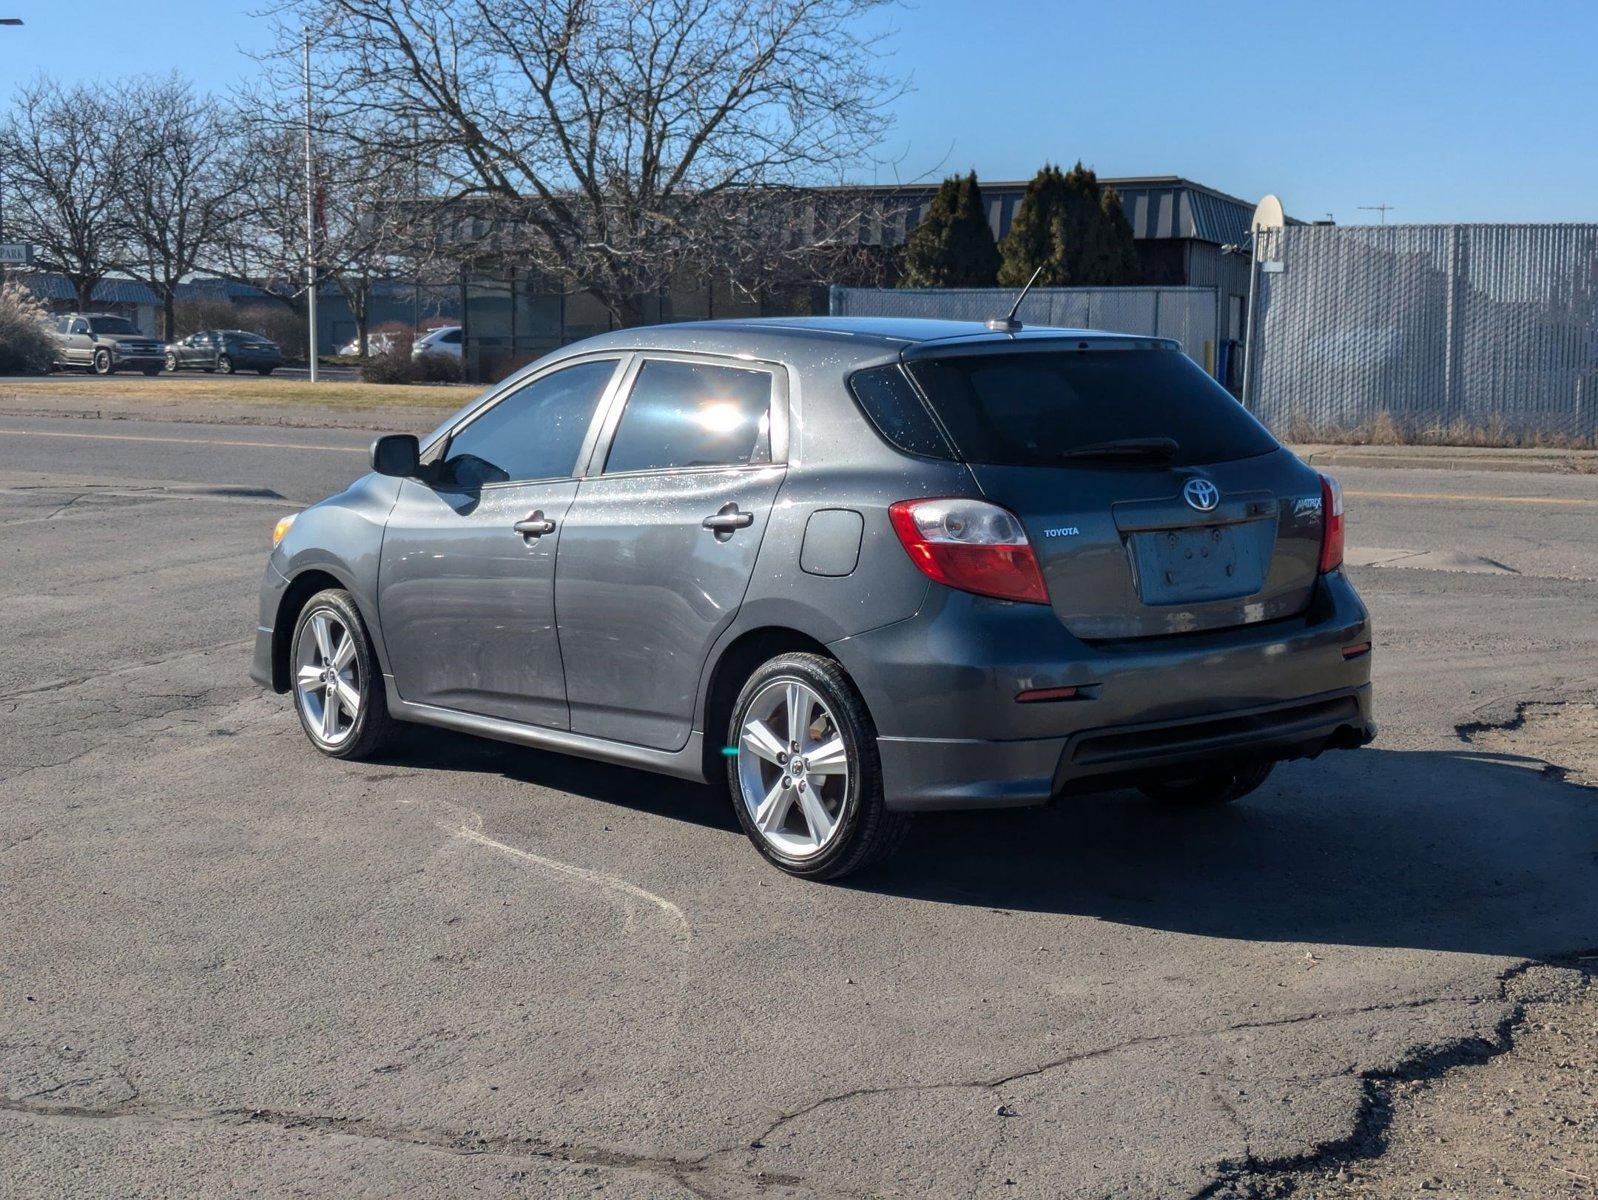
[251,318,1374,879]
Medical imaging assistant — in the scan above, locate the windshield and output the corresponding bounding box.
[88,316,140,335]
[905,347,1279,468]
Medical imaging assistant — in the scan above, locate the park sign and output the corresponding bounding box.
[0,244,34,265]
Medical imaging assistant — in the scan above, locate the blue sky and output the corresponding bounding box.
[4,0,1595,224]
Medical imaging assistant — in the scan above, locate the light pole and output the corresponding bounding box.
[0,20,20,288]
[303,31,319,381]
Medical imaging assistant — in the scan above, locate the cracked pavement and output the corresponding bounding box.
[2,415,1596,1199]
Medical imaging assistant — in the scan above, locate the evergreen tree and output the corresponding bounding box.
[998,161,1143,288]
[899,171,1000,287]
[997,164,1070,287]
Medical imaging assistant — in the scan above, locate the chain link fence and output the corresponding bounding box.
[1252,224,1598,446]
[830,285,1228,379]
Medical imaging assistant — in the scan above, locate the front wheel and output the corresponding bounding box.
[217,353,234,375]
[727,652,909,881]
[290,588,395,759]
[1138,761,1274,806]
[93,349,114,375]
[142,365,160,376]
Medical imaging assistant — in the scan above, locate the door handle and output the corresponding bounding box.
[513,510,556,538]
[702,503,754,540]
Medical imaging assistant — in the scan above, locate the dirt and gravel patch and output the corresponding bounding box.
[1458,701,1598,788]
[1240,960,1596,1199]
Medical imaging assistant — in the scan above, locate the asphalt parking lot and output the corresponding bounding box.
[2,412,1596,1199]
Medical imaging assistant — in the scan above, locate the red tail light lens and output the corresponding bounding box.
[888,498,1049,604]
[1318,473,1345,573]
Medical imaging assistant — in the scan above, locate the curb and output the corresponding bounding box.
[1290,446,1598,476]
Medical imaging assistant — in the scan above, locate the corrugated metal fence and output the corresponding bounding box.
[1252,224,1598,444]
[830,285,1224,376]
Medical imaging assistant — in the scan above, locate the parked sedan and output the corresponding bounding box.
[251,317,1374,880]
[410,325,462,360]
[165,330,283,375]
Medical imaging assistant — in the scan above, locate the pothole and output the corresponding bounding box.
[1457,701,1598,787]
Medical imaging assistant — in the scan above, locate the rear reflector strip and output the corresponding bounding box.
[1015,686,1081,703]
[1341,642,1372,660]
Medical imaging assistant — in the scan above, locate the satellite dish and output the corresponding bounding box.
[1251,194,1286,232]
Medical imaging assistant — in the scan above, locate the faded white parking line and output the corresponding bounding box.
[451,821,690,939]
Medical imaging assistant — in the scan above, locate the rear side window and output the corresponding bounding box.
[848,365,955,460]
[604,360,773,473]
[905,348,1279,467]
[438,358,617,487]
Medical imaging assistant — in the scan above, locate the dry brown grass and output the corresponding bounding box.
[1278,407,1597,451]
[0,375,470,410]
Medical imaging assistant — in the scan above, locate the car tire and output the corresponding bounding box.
[164,353,179,373]
[289,588,396,760]
[727,652,909,881]
[1138,761,1274,806]
[217,353,234,375]
[142,365,160,376]
[257,367,274,376]
[93,349,114,375]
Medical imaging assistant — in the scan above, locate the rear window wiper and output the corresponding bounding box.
[1055,437,1179,463]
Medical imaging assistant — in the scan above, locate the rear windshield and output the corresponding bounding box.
[905,347,1278,467]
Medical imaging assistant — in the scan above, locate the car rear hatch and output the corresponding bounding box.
[902,337,1326,640]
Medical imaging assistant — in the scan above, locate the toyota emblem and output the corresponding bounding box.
[1182,478,1220,512]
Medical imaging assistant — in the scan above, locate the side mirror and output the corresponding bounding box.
[371,433,420,478]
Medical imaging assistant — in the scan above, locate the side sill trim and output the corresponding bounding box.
[387,683,710,784]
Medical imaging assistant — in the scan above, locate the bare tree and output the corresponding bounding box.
[119,76,255,338]
[0,79,130,310]
[268,0,901,326]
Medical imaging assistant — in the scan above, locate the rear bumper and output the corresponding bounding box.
[831,570,1374,811]
[876,686,1374,811]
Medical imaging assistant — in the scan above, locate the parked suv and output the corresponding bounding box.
[251,318,1374,880]
[410,325,462,360]
[164,329,283,375]
[49,313,166,375]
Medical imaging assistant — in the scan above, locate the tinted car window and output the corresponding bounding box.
[604,360,773,473]
[848,364,955,460]
[438,358,617,488]
[905,347,1279,467]
[440,330,461,345]
[88,316,140,335]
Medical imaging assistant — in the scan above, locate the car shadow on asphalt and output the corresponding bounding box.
[374,723,738,830]
[861,748,1598,956]
[374,731,1597,956]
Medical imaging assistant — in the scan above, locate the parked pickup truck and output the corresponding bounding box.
[49,313,166,375]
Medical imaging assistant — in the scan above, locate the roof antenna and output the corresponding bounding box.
[986,265,1045,333]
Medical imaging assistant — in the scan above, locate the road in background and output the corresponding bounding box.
[3,415,1596,1199]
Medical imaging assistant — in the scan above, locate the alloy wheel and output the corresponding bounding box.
[736,678,851,859]
[294,608,362,746]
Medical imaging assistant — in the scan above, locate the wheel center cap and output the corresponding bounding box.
[789,757,806,776]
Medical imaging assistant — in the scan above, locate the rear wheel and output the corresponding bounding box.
[142,365,160,376]
[1138,761,1274,806]
[256,366,274,376]
[727,653,908,881]
[290,589,395,760]
[164,352,179,373]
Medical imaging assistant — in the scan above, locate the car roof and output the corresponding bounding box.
[568,316,1150,357]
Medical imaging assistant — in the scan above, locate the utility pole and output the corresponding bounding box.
[0,19,18,289]
[303,31,319,381]
[1358,203,1395,225]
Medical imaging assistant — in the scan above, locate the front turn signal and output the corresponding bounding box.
[272,513,297,548]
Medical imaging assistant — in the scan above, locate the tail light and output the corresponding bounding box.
[888,498,1049,604]
[1318,473,1345,573]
